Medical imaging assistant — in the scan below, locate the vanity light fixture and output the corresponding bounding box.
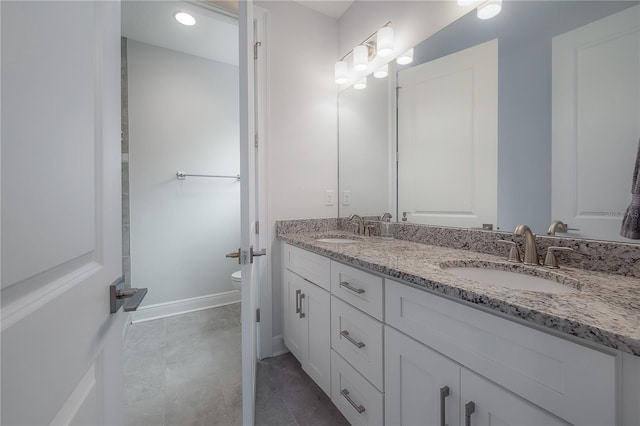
[396,48,414,65]
[174,11,196,26]
[376,26,394,58]
[334,22,392,85]
[353,77,367,90]
[353,45,369,71]
[477,0,502,19]
[335,61,349,84]
[374,63,389,79]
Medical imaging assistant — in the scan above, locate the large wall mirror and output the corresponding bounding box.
[338,0,640,243]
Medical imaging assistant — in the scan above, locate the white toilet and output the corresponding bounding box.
[231,270,242,291]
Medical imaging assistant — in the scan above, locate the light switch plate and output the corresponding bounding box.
[325,190,335,206]
[343,190,351,206]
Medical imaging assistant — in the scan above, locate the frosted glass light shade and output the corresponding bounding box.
[376,27,394,58]
[354,77,367,90]
[353,45,368,71]
[335,61,349,84]
[374,64,388,79]
[477,0,502,19]
[396,48,414,65]
[174,12,196,26]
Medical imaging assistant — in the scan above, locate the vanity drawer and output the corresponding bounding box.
[331,349,384,426]
[385,279,616,426]
[331,261,384,320]
[283,244,330,290]
[331,296,384,391]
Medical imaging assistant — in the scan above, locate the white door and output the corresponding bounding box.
[239,1,267,424]
[398,39,498,228]
[552,5,640,242]
[1,2,124,425]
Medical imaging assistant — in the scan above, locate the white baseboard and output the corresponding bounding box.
[271,334,289,357]
[130,290,240,323]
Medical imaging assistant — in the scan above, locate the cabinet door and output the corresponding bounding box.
[283,269,307,363]
[303,279,331,396]
[385,327,460,426]
[460,369,570,426]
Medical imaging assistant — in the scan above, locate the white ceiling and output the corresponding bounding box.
[121,1,239,66]
[293,0,354,19]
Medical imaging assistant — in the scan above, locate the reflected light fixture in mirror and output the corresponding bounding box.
[353,45,369,71]
[376,26,394,57]
[174,11,196,26]
[335,61,349,84]
[477,0,502,20]
[374,63,389,78]
[396,48,414,65]
[354,77,367,90]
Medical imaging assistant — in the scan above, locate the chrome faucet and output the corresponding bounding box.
[547,220,568,236]
[547,220,579,236]
[349,214,364,235]
[514,224,540,265]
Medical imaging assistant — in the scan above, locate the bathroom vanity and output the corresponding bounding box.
[279,223,640,426]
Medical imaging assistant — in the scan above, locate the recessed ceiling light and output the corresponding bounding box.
[174,12,196,26]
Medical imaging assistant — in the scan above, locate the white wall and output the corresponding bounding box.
[255,1,338,342]
[128,40,240,306]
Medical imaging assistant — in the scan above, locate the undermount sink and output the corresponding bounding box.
[440,261,580,294]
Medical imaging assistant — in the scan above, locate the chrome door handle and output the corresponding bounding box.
[340,330,365,348]
[295,289,301,314]
[340,389,365,414]
[250,246,267,263]
[440,386,450,426]
[226,248,241,264]
[299,293,305,318]
[340,281,365,294]
[110,277,148,314]
[465,401,475,426]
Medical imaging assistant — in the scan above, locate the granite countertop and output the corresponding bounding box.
[279,230,640,356]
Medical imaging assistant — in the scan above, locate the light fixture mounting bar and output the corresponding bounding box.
[339,21,392,62]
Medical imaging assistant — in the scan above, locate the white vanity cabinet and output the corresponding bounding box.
[282,245,331,396]
[386,326,569,426]
[385,279,617,426]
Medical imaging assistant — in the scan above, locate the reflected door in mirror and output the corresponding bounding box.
[552,5,640,242]
[398,39,498,228]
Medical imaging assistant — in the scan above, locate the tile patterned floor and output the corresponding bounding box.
[124,303,349,426]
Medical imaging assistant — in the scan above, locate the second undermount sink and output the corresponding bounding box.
[440,261,580,294]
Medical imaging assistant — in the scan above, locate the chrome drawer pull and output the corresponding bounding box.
[465,401,475,426]
[440,386,450,426]
[295,289,301,314]
[340,389,365,414]
[299,293,305,319]
[340,330,365,348]
[340,281,365,294]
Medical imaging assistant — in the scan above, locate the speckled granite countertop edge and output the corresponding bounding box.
[278,232,640,357]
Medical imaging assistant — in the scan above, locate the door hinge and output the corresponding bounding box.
[255,221,260,234]
[254,41,261,60]
[256,308,261,322]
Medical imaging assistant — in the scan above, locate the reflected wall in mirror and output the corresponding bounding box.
[338,0,640,243]
[338,76,394,218]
